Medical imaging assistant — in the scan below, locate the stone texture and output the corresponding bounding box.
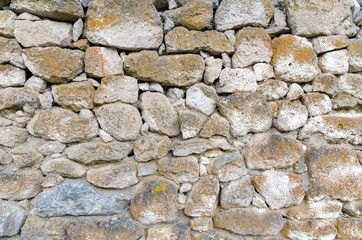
[348,42,362,72]
[147,223,191,240]
[130,176,178,224]
[273,101,308,131]
[0,127,28,148]
[271,35,319,82]
[65,141,133,165]
[41,158,86,178]
[215,0,274,31]
[0,201,26,237]
[172,137,232,157]
[312,73,339,97]
[0,10,16,38]
[37,141,66,156]
[214,208,285,235]
[312,35,350,54]
[38,183,127,217]
[343,200,362,217]
[337,73,362,99]
[318,50,349,74]
[217,92,272,136]
[204,57,222,84]
[192,229,239,240]
[85,0,163,50]
[0,37,21,64]
[0,65,26,88]
[286,83,304,101]
[0,88,39,112]
[95,102,142,141]
[24,76,47,92]
[286,200,342,220]
[87,163,138,189]
[23,47,84,84]
[336,218,362,239]
[186,83,217,116]
[332,93,362,110]
[134,133,171,162]
[253,63,275,81]
[27,107,98,143]
[20,215,69,239]
[282,220,337,240]
[256,80,288,100]
[244,133,304,170]
[216,68,258,93]
[179,109,207,139]
[12,148,43,168]
[220,175,254,209]
[190,217,213,232]
[158,156,199,183]
[302,93,332,116]
[0,148,12,165]
[124,51,205,87]
[200,113,230,138]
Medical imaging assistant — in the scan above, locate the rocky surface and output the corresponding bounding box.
[0,201,26,237]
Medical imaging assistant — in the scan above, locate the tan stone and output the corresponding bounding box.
[41,158,86,178]
[343,200,362,217]
[0,88,39,112]
[12,148,43,168]
[220,175,254,209]
[286,200,342,220]
[0,127,28,148]
[0,10,16,37]
[312,73,339,97]
[0,37,21,64]
[134,133,171,162]
[147,223,191,240]
[256,80,288,100]
[124,51,205,87]
[273,101,308,131]
[302,92,332,116]
[312,35,350,54]
[0,65,26,88]
[348,42,362,72]
[158,156,199,183]
[282,220,337,240]
[23,47,84,84]
[286,83,304,101]
[73,39,88,50]
[204,57,222,84]
[336,218,362,239]
[337,73,362,99]
[179,109,207,139]
[332,93,362,110]
[200,113,230,138]
[216,68,257,93]
[190,217,213,232]
[210,151,247,182]
[21,215,69,239]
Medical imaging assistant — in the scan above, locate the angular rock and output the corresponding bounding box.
[200,113,230,138]
[220,175,254,209]
[0,148,12,165]
[302,92,332,116]
[312,35,350,54]
[0,127,28,148]
[348,42,362,72]
[134,133,171,162]
[0,88,39,112]
[186,83,217,116]
[20,215,69,239]
[0,65,26,88]
[312,73,339,97]
[124,51,205,87]
[27,107,98,143]
[216,68,258,93]
[253,63,275,81]
[148,223,190,240]
[0,201,26,237]
[24,76,47,92]
[179,109,207,139]
[12,148,43,168]
[130,176,178,224]
[94,75,138,105]
[85,0,163,50]
[66,141,133,165]
[140,92,180,137]
[172,137,232,157]
[210,151,247,183]
[0,10,16,37]
[282,220,337,240]
[343,200,362,217]
[204,57,222,84]
[0,37,21,64]
[336,218,362,239]
[217,92,272,136]
[318,50,349,74]
[286,83,304,101]
[38,182,127,217]
[215,0,274,31]
[286,200,342,220]
[190,217,213,232]
[257,80,288,100]
[23,47,84,84]
[273,101,308,131]
[337,73,362,99]
[158,156,199,183]
[38,141,66,156]
[41,158,86,178]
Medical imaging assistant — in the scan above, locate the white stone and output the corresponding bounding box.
[167,88,184,99]
[338,73,362,99]
[253,63,274,81]
[87,78,100,87]
[303,93,332,117]
[274,8,287,27]
[99,129,113,142]
[319,50,349,74]
[17,12,41,21]
[178,193,186,204]
[38,141,66,156]
[186,83,217,115]
[0,10,16,38]
[224,30,236,45]
[221,53,231,68]
[9,53,25,69]
[149,83,163,93]
[274,101,308,131]
[72,18,83,42]
[312,35,350,54]
[138,83,150,91]
[24,76,47,92]
[204,57,222,85]
[79,109,94,119]
[256,80,288,100]
[216,68,257,93]
[180,183,192,193]
[0,65,26,88]
[163,16,175,33]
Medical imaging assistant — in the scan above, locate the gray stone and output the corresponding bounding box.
[286,200,343,220]
[134,133,172,162]
[0,127,28,148]
[72,18,83,42]
[0,201,26,237]
[0,148,12,165]
[220,175,254,209]
[41,158,86,178]
[273,101,308,131]
[186,83,217,116]
[167,88,185,100]
[312,73,340,97]
[12,147,43,168]
[200,113,230,138]
[38,141,66,156]
[0,88,39,112]
[148,223,190,240]
[39,91,53,110]
[158,156,199,183]
[17,12,41,20]
[343,199,362,217]
[0,65,26,88]
[216,68,258,93]
[0,37,21,65]
[0,10,16,38]
[337,73,362,99]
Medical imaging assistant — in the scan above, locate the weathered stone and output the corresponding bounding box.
[20,215,69,239]
[0,37,21,64]
[204,57,222,84]
[0,65,26,88]
[10,0,84,21]
[41,158,86,178]
[85,0,163,50]
[0,10,16,37]
[0,88,39,112]
[214,208,285,235]
[253,63,275,81]
[140,92,180,137]
[158,156,199,183]
[38,141,66,156]
[336,218,362,239]
[42,173,64,188]
[216,68,258,93]
[163,0,213,30]
[220,175,254,209]
[312,73,339,97]
[12,148,43,168]
[273,101,308,131]
[348,42,362,72]
[312,35,350,54]
[130,176,178,224]
[94,75,138,105]
[39,91,53,110]
[134,133,171,162]
[303,92,332,116]
[95,102,142,141]
[271,35,319,82]
[52,81,94,112]
[186,83,217,116]
[67,219,144,240]
[0,127,28,148]
[332,93,362,110]
[218,92,272,136]
[27,107,98,143]
[191,229,239,240]
[190,217,213,232]
[148,223,191,240]
[344,200,362,217]
[38,182,127,217]
[286,200,342,220]
[124,51,205,87]
[209,151,247,182]
[0,201,26,237]
[299,114,362,144]
[245,133,304,170]
[200,113,230,138]
[23,47,84,84]
[257,80,288,100]
[215,0,274,31]
[232,27,272,68]
[172,137,232,157]
[185,175,219,217]
[337,73,362,99]
[0,148,12,165]
[165,27,234,55]
[286,83,304,101]
[24,76,47,92]
[85,46,124,78]
[286,0,356,37]
[306,145,362,201]
[318,50,349,74]
[282,220,337,240]
[179,109,207,139]
[0,170,42,200]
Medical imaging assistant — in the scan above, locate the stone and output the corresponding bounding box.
[149,83,163,93]
[312,35,350,54]
[39,91,53,110]
[10,0,84,21]
[0,37,21,64]
[0,170,42,200]
[124,51,205,87]
[67,219,144,240]
[299,113,362,144]
[42,173,64,188]
[191,229,239,240]
[257,80,288,100]
[253,63,275,81]
[266,25,290,36]
[0,148,12,165]
[12,148,43,168]
[336,218,362,239]
[130,176,178,224]
[0,65,26,88]
[204,57,222,84]
[318,50,349,74]
[222,53,231,68]
[286,200,342,220]
[179,109,207,139]
[87,163,138,189]
[85,46,124,78]
[200,113,230,138]
[272,35,319,82]
[38,141,66,156]
[0,10,16,37]
[343,200,362,217]
[302,93,332,116]
[14,19,72,48]
[66,141,133,165]
[134,133,171,162]
[185,175,219,217]
[163,0,213,30]
[332,93,362,110]
[312,73,339,97]
[138,163,157,177]
[152,0,168,9]
[20,215,69,239]
[0,201,26,237]
[165,27,234,55]
[0,127,28,148]
[140,92,180,137]
[286,0,356,37]
[85,0,163,50]
[38,182,127,217]
[254,170,305,209]
[217,92,272,136]
[306,145,362,201]
[10,52,26,69]
[73,38,88,50]
[158,156,199,183]
[148,223,190,240]
[337,73,362,99]
[23,47,84,84]
[27,107,98,143]
[216,68,258,93]
[210,151,247,182]
[41,158,86,178]
[215,0,274,31]
[286,83,304,101]
[282,220,337,240]
[220,175,254,209]
[214,208,285,235]
[99,129,113,142]
[172,137,232,157]
[17,12,41,20]
[52,81,94,112]
[185,83,217,116]
[244,133,304,170]
[0,88,39,112]
[348,42,362,72]
[24,76,47,92]
[190,217,213,232]
[95,102,142,141]
[232,27,272,68]
[273,101,308,131]
[72,18,83,42]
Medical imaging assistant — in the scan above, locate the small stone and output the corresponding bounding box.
[257,80,288,100]
[190,217,213,232]
[191,230,239,240]
[79,109,94,119]
[0,201,27,237]
[73,73,87,82]
[9,52,25,69]
[318,50,349,74]
[303,93,332,116]
[0,148,12,165]
[336,218,362,239]
[147,223,190,240]
[99,129,113,142]
[17,12,40,20]
[167,88,184,99]
[0,65,26,88]
[273,101,308,131]
[0,126,28,148]
[199,164,207,176]
[337,73,362,99]
[163,16,175,33]
[266,26,291,36]
[348,42,362,72]
[158,156,199,183]
[252,193,268,208]
[220,175,254,209]
[0,37,21,65]
[38,141,66,156]
[273,8,287,27]
[253,63,275,81]
[210,151,247,182]
[0,88,39,112]
[20,215,69,239]
[294,162,307,174]
[343,200,362,217]
[204,57,222,84]
[186,83,217,116]
[73,38,88,50]
[87,78,100,87]
[216,68,258,93]
[312,35,350,54]
[41,158,86,178]
[282,220,337,240]
[41,173,64,188]
[286,83,304,101]
[138,162,157,177]
[332,93,362,110]
[0,10,16,37]
[24,76,47,92]
[179,109,207,139]
[149,83,163,93]
[312,73,339,97]
[221,53,231,68]
[200,113,230,138]
[133,133,171,162]
[180,183,192,193]
[11,147,43,168]
[138,83,150,91]
[286,200,342,220]
[39,91,53,110]
[72,18,83,42]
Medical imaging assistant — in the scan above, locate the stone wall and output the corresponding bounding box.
[0,0,361,239]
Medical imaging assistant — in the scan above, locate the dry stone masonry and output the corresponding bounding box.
[0,0,361,239]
